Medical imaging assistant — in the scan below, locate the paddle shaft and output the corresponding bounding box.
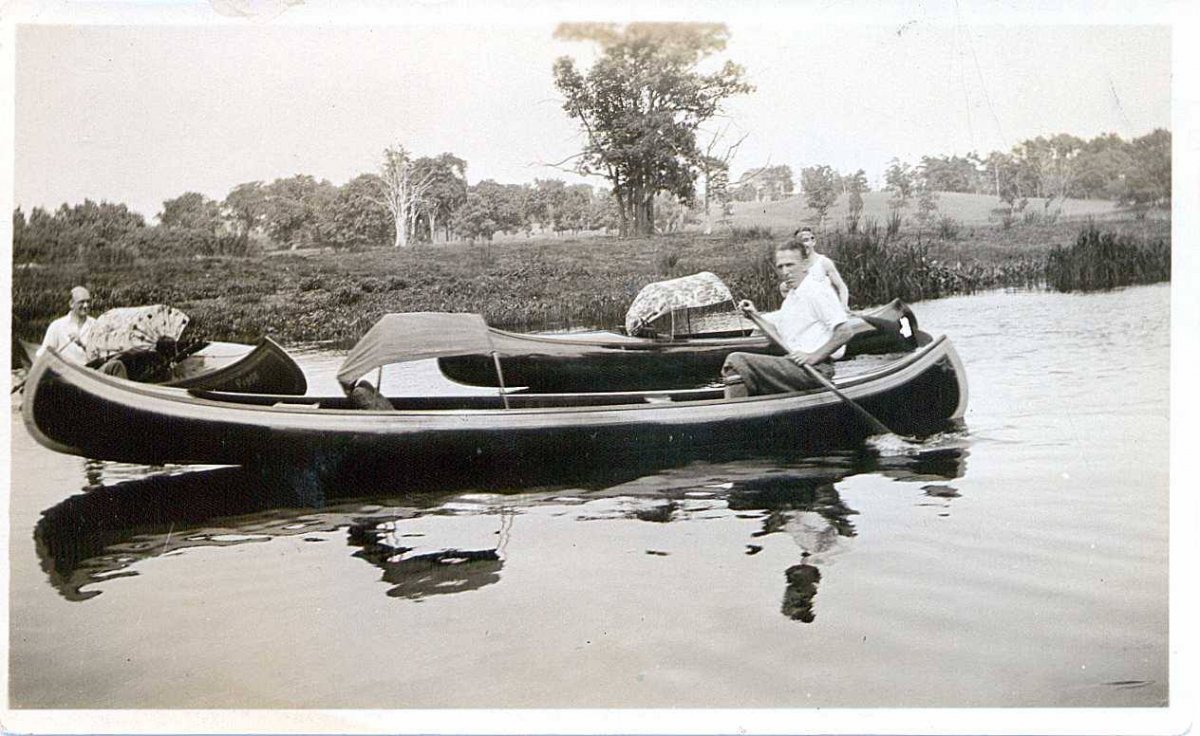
[739,305,895,436]
[798,363,893,436]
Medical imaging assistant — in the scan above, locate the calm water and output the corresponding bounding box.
[6,286,1171,714]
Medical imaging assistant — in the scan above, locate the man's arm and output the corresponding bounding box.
[754,312,791,351]
[737,300,791,352]
[37,319,63,356]
[826,258,850,308]
[787,317,868,366]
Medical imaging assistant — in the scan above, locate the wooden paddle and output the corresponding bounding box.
[738,303,896,437]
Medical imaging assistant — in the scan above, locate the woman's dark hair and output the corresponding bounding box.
[778,236,811,258]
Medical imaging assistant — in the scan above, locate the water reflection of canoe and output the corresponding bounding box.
[437,299,923,392]
[34,452,966,602]
[22,312,967,470]
[18,337,307,395]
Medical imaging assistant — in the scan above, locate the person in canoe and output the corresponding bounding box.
[36,288,157,378]
[722,237,868,396]
[37,286,96,365]
[780,227,850,310]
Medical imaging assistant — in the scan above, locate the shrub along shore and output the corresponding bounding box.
[11,217,1170,352]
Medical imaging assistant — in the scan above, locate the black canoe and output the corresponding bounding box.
[18,337,307,395]
[437,299,922,392]
[23,334,967,471]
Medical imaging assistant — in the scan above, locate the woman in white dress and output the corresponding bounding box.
[779,227,850,308]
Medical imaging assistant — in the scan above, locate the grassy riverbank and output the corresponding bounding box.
[11,214,1170,350]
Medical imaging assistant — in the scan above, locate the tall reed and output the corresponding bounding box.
[822,232,981,306]
[1044,223,1170,291]
[885,210,903,238]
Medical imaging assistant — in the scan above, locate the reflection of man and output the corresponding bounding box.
[728,475,857,625]
[38,286,95,364]
[781,563,821,622]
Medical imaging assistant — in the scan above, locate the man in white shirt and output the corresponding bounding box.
[722,240,867,396]
[38,286,96,364]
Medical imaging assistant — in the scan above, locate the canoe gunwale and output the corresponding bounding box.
[23,333,966,466]
[29,333,961,421]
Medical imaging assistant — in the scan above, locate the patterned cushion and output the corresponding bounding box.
[625,272,742,336]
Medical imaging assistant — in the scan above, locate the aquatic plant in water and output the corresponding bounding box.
[1044,223,1170,292]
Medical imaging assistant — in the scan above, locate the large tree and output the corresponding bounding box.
[1039,134,1085,202]
[371,145,438,248]
[13,201,144,262]
[1070,134,1133,199]
[412,153,468,243]
[452,180,530,242]
[587,188,621,232]
[919,155,978,193]
[318,174,393,250]
[52,199,146,259]
[1122,128,1171,213]
[885,159,915,210]
[53,199,145,238]
[530,179,567,233]
[559,184,594,234]
[844,169,868,232]
[223,181,269,240]
[159,191,224,234]
[552,22,753,236]
[801,165,839,229]
[261,175,336,249]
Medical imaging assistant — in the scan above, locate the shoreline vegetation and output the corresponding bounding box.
[11,201,1170,352]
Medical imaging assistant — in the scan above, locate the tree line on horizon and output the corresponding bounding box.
[11,159,631,265]
[10,123,1170,266]
[732,129,1170,206]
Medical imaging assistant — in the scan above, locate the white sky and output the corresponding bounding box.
[5,0,1180,221]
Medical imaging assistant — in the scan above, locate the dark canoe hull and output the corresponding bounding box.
[23,336,967,473]
[438,300,921,392]
[163,338,307,394]
[18,337,306,395]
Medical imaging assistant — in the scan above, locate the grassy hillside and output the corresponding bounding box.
[724,191,1121,234]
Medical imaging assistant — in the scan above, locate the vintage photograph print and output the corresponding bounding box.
[4,1,1193,734]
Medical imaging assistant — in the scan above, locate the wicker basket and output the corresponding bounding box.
[643,300,756,339]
